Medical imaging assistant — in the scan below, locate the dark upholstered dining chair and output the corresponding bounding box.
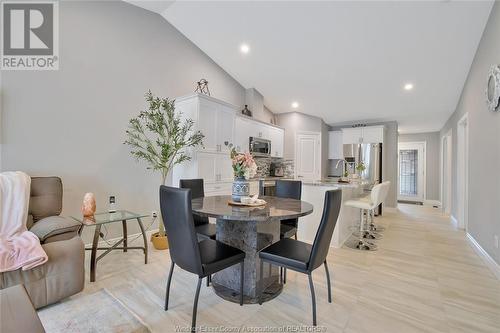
[275,180,302,239]
[275,179,302,283]
[259,189,342,326]
[179,179,216,240]
[160,186,246,331]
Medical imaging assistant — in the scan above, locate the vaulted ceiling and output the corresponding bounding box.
[126,1,493,133]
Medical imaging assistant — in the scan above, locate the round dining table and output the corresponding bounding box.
[191,195,313,304]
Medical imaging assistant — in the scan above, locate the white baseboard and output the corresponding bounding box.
[450,215,458,228]
[85,228,159,248]
[466,233,500,280]
[424,200,441,207]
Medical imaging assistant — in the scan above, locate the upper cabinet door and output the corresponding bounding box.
[217,106,235,150]
[234,117,253,153]
[269,126,284,158]
[197,99,219,152]
[328,131,343,159]
[342,128,363,144]
[362,126,384,143]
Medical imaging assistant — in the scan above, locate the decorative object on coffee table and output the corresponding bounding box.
[225,142,257,202]
[124,90,204,250]
[72,210,149,282]
[195,78,211,96]
[81,193,96,217]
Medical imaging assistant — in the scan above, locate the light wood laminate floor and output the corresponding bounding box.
[70,204,500,332]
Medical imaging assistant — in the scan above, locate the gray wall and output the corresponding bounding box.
[440,2,500,264]
[0,0,246,243]
[330,121,398,208]
[276,111,329,178]
[398,132,440,201]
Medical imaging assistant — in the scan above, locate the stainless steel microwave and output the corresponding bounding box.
[249,137,271,156]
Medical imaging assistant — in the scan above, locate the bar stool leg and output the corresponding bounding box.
[347,208,378,251]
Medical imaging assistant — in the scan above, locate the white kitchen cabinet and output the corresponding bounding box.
[216,154,234,182]
[269,126,284,158]
[234,117,253,152]
[217,106,235,149]
[342,126,384,144]
[328,131,343,159]
[342,128,363,144]
[175,94,236,153]
[361,126,384,143]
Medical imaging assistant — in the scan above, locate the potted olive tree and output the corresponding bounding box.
[125,90,204,250]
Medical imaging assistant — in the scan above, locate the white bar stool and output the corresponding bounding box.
[345,182,389,251]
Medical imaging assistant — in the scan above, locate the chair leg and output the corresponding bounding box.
[308,273,317,326]
[283,267,287,284]
[206,275,210,287]
[164,261,175,311]
[191,277,202,332]
[240,261,244,306]
[259,259,264,305]
[294,233,298,240]
[324,260,332,303]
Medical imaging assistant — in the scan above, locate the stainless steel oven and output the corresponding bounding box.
[249,137,271,157]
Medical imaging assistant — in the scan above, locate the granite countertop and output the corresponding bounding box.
[302,179,372,188]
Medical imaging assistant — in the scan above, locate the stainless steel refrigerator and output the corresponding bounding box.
[343,143,383,186]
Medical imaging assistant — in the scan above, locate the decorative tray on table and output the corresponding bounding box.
[228,199,267,207]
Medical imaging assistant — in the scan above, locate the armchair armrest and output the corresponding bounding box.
[29,216,81,243]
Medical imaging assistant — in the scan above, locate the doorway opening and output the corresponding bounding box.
[457,114,469,231]
[398,142,426,203]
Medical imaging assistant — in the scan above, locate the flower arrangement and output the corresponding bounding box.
[225,142,257,180]
[356,161,366,173]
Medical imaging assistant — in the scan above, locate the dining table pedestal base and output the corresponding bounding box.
[212,217,282,304]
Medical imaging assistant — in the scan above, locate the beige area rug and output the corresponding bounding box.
[38,289,150,333]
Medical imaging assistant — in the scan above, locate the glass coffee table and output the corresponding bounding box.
[73,210,149,282]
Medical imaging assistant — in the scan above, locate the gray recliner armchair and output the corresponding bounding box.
[0,177,85,309]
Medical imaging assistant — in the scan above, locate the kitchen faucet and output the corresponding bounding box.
[335,159,350,177]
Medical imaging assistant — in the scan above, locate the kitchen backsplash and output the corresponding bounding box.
[254,157,294,178]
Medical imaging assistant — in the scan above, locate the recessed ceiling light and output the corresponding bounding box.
[404,83,414,91]
[240,44,250,54]
[291,101,299,109]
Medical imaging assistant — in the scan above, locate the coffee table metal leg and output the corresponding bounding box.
[90,224,101,282]
[137,217,148,264]
[122,220,128,252]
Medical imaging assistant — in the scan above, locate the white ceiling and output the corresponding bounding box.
[127,1,493,133]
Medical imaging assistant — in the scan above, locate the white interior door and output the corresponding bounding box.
[295,132,321,180]
[398,142,426,202]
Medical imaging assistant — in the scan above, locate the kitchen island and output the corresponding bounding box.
[298,179,370,248]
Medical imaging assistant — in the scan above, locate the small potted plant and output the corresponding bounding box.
[225,142,257,202]
[125,90,204,250]
[355,162,366,178]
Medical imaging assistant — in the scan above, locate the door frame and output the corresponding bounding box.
[440,129,453,215]
[397,141,426,202]
[457,113,469,231]
[295,131,322,180]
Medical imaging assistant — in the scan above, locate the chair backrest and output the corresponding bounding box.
[179,179,209,226]
[380,181,391,204]
[28,177,63,228]
[275,180,302,200]
[308,189,342,271]
[159,185,203,276]
[369,182,386,207]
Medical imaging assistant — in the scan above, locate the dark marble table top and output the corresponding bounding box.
[192,195,313,222]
